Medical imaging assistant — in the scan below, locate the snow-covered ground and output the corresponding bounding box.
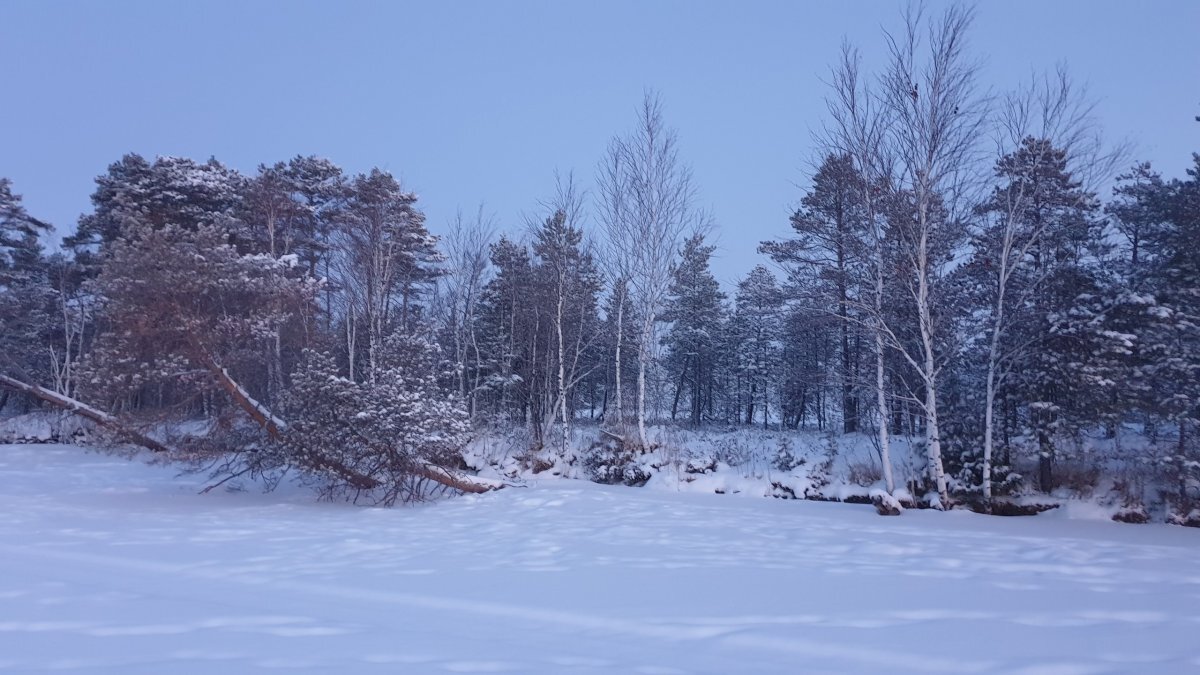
[2,444,1198,674]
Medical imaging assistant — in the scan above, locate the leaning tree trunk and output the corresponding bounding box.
[0,374,170,454]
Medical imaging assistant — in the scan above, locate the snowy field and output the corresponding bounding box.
[2,444,1198,674]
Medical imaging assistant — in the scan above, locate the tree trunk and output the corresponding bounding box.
[925,379,949,507]
[556,289,570,455]
[916,201,949,508]
[637,337,650,450]
[838,269,857,433]
[982,356,999,501]
[207,361,288,439]
[670,354,690,421]
[0,374,170,454]
[746,381,757,426]
[875,329,896,494]
[1038,426,1054,492]
[614,287,624,427]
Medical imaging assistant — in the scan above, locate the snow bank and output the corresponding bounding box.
[464,424,1193,524]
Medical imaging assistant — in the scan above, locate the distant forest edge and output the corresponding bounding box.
[1,5,1197,518]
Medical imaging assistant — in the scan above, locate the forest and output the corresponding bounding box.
[2,5,1197,520]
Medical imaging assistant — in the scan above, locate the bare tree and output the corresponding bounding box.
[597,92,704,449]
[597,146,631,431]
[879,4,987,506]
[438,205,495,420]
[46,257,90,399]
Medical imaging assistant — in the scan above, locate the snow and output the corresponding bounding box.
[2,443,1199,674]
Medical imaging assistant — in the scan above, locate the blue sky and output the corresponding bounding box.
[3,0,1197,285]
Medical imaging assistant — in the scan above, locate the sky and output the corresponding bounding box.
[2,0,1198,287]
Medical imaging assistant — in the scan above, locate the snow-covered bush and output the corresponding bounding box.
[582,438,650,487]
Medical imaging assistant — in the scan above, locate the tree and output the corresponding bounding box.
[476,235,535,425]
[662,233,726,425]
[597,276,640,426]
[0,178,50,287]
[958,70,1120,502]
[762,153,869,433]
[44,253,91,398]
[85,221,316,424]
[1108,162,1170,274]
[65,155,245,269]
[732,266,783,427]
[968,135,1105,498]
[243,156,345,318]
[1101,153,1200,510]
[530,177,602,453]
[877,4,986,506]
[435,206,495,421]
[242,157,346,401]
[333,169,442,384]
[0,178,55,407]
[597,92,704,449]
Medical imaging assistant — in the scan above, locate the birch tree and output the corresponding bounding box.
[438,206,495,420]
[597,92,704,449]
[878,4,986,506]
[971,71,1115,502]
[530,176,602,454]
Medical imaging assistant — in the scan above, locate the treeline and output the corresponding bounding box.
[1,5,1197,509]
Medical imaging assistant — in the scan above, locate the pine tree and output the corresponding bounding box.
[0,178,51,288]
[334,169,442,383]
[85,221,317,423]
[65,155,245,270]
[661,233,726,425]
[731,266,783,427]
[1103,154,1200,512]
[476,235,536,424]
[0,178,55,405]
[762,153,869,433]
[530,197,602,452]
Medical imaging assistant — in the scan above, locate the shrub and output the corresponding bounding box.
[772,437,805,472]
[848,460,882,487]
[583,439,650,487]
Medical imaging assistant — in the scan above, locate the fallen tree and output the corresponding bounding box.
[0,369,503,498]
[39,222,505,502]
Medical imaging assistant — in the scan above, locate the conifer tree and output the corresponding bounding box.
[661,233,726,425]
